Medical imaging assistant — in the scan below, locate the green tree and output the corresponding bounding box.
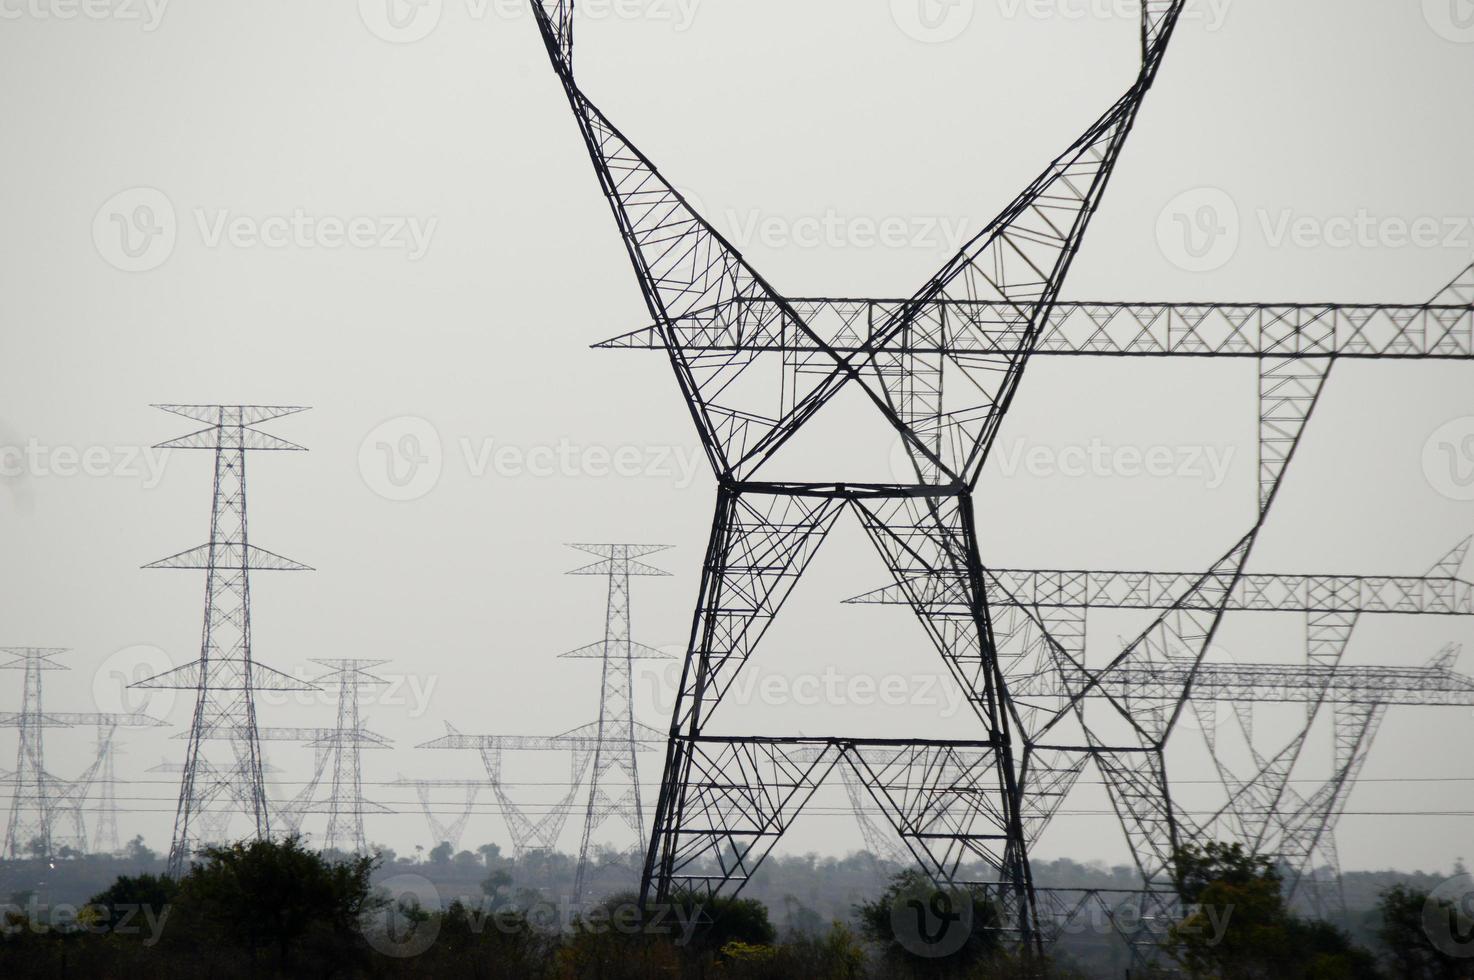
[854,869,1002,977]
[123,834,157,863]
[428,840,454,865]
[1169,842,1380,979]
[1376,884,1474,979]
[87,872,178,932]
[167,836,384,972]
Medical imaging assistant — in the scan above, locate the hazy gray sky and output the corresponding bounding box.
[1,0,1472,872]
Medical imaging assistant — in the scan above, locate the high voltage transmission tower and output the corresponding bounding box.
[522,0,1474,954]
[563,544,674,904]
[133,405,317,876]
[391,777,486,851]
[1,648,162,858]
[273,660,393,854]
[419,544,672,896]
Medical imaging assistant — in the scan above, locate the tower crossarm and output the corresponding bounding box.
[1010,661,1474,705]
[848,569,1474,616]
[0,711,165,728]
[596,299,1474,359]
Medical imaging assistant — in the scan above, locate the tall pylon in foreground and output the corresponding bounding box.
[524,0,1474,955]
[134,405,317,876]
[564,544,674,904]
[526,0,1195,943]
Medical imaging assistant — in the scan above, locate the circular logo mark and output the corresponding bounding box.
[1156,187,1240,273]
[890,880,974,958]
[363,873,442,958]
[93,187,177,273]
[887,432,942,483]
[1423,873,1474,958]
[890,0,976,43]
[1424,0,1474,43]
[358,416,443,502]
[359,0,443,43]
[91,644,177,721]
[1423,417,1474,502]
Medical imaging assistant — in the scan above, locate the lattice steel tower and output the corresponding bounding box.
[525,0,1196,941]
[523,0,1474,952]
[275,660,393,854]
[2,648,162,858]
[564,544,673,904]
[134,405,316,876]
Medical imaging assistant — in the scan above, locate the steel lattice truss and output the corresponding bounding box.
[391,778,486,851]
[1,649,163,859]
[562,544,676,903]
[523,0,1474,953]
[132,405,318,877]
[419,545,672,880]
[272,660,394,854]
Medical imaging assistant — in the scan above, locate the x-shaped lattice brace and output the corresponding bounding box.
[522,0,1191,946]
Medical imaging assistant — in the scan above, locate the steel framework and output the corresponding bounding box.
[272,660,393,854]
[563,544,674,903]
[392,778,486,851]
[133,405,318,876]
[524,0,1474,953]
[1,649,162,858]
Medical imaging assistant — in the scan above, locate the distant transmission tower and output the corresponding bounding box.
[273,660,393,854]
[1,649,162,858]
[133,405,317,876]
[392,777,485,851]
[563,544,674,903]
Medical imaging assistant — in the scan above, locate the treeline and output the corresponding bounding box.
[2,838,1472,978]
[2,839,1471,978]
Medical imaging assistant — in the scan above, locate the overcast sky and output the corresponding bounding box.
[1,0,1473,873]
